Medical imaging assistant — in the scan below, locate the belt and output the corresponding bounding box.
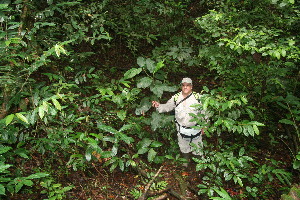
[180,131,201,139]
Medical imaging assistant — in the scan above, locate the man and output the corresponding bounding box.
[152,77,206,166]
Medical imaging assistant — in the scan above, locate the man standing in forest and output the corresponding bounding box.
[152,78,206,167]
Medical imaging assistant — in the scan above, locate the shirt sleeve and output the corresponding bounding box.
[156,96,176,113]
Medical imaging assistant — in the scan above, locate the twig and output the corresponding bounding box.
[138,165,164,200]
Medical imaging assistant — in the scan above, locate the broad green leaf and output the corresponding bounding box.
[247,125,254,136]
[117,132,134,144]
[15,182,24,193]
[117,110,126,121]
[5,114,14,125]
[145,58,156,73]
[249,121,265,126]
[15,113,28,124]
[137,56,146,67]
[138,138,152,148]
[22,179,33,186]
[119,159,124,171]
[0,164,12,173]
[154,60,164,74]
[27,173,49,179]
[123,68,142,80]
[98,124,118,134]
[119,124,133,132]
[51,98,62,111]
[137,77,153,88]
[0,146,12,154]
[0,184,5,195]
[240,96,248,104]
[279,119,294,125]
[148,148,157,162]
[253,124,259,135]
[274,51,281,59]
[203,97,210,110]
[138,147,149,154]
[150,141,163,148]
[239,147,245,156]
[38,106,45,119]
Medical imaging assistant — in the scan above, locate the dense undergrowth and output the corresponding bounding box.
[0,0,299,199]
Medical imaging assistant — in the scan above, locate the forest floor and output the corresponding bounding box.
[8,132,297,200]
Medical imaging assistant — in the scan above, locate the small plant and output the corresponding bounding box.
[40,179,74,200]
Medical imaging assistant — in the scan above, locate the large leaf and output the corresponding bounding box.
[98,124,119,134]
[123,68,142,80]
[0,184,5,195]
[15,113,28,124]
[135,97,152,115]
[148,148,157,162]
[5,114,14,125]
[145,58,156,73]
[0,146,12,154]
[27,173,49,179]
[137,77,153,88]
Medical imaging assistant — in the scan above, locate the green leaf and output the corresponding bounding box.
[137,56,146,67]
[27,173,49,179]
[5,114,15,125]
[145,58,156,73]
[148,148,157,162]
[253,125,260,135]
[137,77,153,88]
[98,124,119,134]
[150,141,163,148]
[247,125,254,136]
[22,179,33,186]
[203,97,210,110]
[0,146,12,154]
[0,184,5,195]
[154,60,164,74]
[15,182,24,193]
[51,98,62,111]
[279,119,294,125]
[211,187,232,200]
[15,113,28,124]
[239,147,245,156]
[0,164,12,173]
[117,132,134,144]
[39,106,45,119]
[117,110,126,121]
[274,51,281,59]
[124,68,142,80]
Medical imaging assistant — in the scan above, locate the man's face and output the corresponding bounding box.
[181,83,192,95]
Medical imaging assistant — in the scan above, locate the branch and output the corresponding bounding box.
[138,165,164,200]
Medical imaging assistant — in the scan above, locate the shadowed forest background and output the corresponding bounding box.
[0,0,299,199]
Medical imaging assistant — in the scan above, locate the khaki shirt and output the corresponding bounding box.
[157,92,201,127]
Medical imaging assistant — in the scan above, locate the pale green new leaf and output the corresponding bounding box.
[15,113,28,124]
[153,60,164,74]
[5,114,14,125]
[51,98,62,111]
[253,124,260,135]
[38,106,45,119]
